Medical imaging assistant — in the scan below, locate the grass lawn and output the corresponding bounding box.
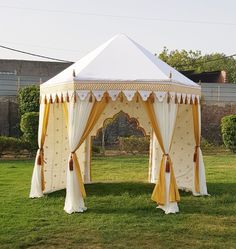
[0,154,236,249]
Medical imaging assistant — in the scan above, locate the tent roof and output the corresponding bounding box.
[42,34,198,88]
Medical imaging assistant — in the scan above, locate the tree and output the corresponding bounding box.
[158,47,236,83]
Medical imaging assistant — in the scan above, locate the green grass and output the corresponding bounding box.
[0,154,236,249]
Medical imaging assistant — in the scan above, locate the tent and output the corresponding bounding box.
[29,34,208,214]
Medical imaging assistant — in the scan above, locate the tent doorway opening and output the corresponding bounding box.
[91,111,150,183]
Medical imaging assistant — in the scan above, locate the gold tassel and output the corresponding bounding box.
[44,96,47,104]
[136,94,139,103]
[66,92,69,102]
[193,151,197,162]
[69,155,73,171]
[167,92,171,104]
[55,94,59,103]
[89,93,93,102]
[37,153,42,165]
[165,155,170,173]
[180,94,183,104]
[195,96,198,105]
[61,93,64,103]
[149,94,155,103]
[175,94,178,104]
[120,94,123,102]
[190,96,193,105]
[105,94,109,103]
[185,96,188,105]
[49,95,53,104]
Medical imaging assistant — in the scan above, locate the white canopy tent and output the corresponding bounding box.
[30,34,208,214]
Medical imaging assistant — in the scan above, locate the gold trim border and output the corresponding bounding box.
[40,81,201,95]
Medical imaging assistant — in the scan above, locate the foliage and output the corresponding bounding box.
[0,136,30,157]
[18,85,40,115]
[20,112,39,150]
[1,154,236,248]
[119,136,149,154]
[221,115,236,152]
[158,47,236,83]
[92,145,100,153]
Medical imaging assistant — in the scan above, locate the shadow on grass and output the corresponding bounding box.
[46,182,236,216]
[47,182,236,198]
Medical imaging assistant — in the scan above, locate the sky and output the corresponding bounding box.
[0,0,236,62]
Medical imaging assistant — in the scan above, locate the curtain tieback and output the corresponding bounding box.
[193,145,200,162]
[163,153,171,173]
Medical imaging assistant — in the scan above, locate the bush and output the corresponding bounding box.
[20,112,39,150]
[221,115,236,153]
[92,145,101,153]
[119,136,149,154]
[0,136,30,157]
[18,85,40,115]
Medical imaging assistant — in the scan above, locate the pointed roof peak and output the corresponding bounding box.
[43,34,198,88]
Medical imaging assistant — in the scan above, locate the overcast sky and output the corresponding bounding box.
[0,0,236,62]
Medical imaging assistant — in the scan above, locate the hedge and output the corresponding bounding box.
[20,112,39,150]
[221,115,236,153]
[0,136,30,157]
[119,136,149,154]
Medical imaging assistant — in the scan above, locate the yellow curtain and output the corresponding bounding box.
[63,95,107,198]
[144,97,180,205]
[37,102,50,191]
[192,103,200,193]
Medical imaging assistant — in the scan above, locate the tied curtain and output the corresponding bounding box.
[30,101,50,198]
[145,94,180,214]
[192,103,208,196]
[64,94,107,214]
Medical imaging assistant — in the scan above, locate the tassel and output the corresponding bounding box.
[73,93,76,103]
[55,94,59,103]
[37,153,42,165]
[150,94,155,103]
[195,96,198,105]
[165,156,170,173]
[89,93,93,102]
[73,69,76,77]
[190,96,193,105]
[61,93,64,103]
[175,94,178,104]
[49,95,53,104]
[185,95,188,105]
[136,94,139,103]
[180,94,183,104]
[66,92,70,102]
[44,96,47,104]
[167,92,171,104]
[69,155,73,171]
[120,94,123,102]
[193,151,197,162]
[105,94,109,103]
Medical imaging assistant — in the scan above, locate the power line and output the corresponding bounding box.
[1,5,236,26]
[0,44,73,63]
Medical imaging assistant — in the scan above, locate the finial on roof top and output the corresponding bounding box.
[169,71,172,79]
[73,69,76,77]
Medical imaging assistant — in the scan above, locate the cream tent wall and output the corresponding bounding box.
[29,34,208,215]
